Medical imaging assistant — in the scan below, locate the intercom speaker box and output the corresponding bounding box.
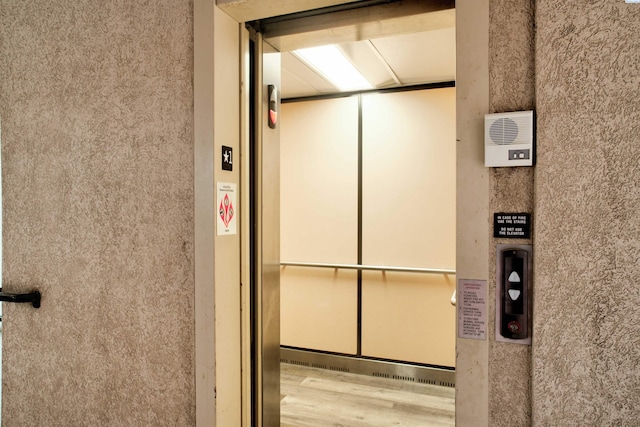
[485,110,535,167]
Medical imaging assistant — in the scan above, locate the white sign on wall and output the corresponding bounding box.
[217,182,237,236]
[458,279,487,340]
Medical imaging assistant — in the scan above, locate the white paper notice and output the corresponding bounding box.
[458,279,487,340]
[217,182,237,235]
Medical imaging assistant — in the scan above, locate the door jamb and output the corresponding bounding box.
[194,1,216,425]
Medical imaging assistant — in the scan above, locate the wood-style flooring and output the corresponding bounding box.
[281,363,455,427]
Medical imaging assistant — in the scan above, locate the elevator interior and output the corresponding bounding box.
[268,1,457,381]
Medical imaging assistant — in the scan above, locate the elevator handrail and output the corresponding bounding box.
[280,261,455,275]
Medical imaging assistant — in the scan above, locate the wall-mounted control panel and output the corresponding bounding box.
[485,111,535,167]
[496,244,532,344]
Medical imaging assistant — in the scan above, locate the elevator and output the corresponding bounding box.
[243,1,456,425]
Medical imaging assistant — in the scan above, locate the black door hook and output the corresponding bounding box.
[0,290,41,308]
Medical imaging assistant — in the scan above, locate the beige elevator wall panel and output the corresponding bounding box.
[361,272,456,366]
[361,88,456,269]
[281,97,359,263]
[280,267,358,354]
[280,97,359,352]
[361,88,456,366]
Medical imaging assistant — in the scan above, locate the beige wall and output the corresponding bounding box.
[280,97,359,354]
[459,0,640,426]
[457,0,536,424]
[280,98,359,266]
[361,90,456,270]
[2,0,639,425]
[280,89,456,366]
[194,2,216,424]
[533,1,640,425]
[361,89,456,366]
[487,1,535,426]
[455,0,490,424]
[0,1,195,425]
[195,4,244,426]
[212,7,242,426]
[362,272,455,366]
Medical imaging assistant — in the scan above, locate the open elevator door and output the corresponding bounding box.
[241,2,457,424]
[246,28,281,427]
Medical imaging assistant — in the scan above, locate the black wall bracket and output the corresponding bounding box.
[0,290,41,308]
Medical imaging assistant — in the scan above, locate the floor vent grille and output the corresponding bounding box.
[281,348,455,388]
[285,359,310,367]
[393,375,415,382]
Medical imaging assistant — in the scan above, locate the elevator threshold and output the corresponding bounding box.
[280,347,455,388]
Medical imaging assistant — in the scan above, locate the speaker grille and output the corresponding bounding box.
[489,117,519,145]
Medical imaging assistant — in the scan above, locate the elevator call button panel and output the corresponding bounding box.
[496,244,532,344]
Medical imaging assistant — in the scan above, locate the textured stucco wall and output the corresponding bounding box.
[0,1,195,425]
[488,1,535,426]
[534,1,640,425]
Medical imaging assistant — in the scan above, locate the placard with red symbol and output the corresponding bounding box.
[217,182,237,235]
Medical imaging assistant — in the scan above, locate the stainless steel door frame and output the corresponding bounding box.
[250,32,281,427]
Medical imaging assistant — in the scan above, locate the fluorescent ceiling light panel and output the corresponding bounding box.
[293,45,373,92]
